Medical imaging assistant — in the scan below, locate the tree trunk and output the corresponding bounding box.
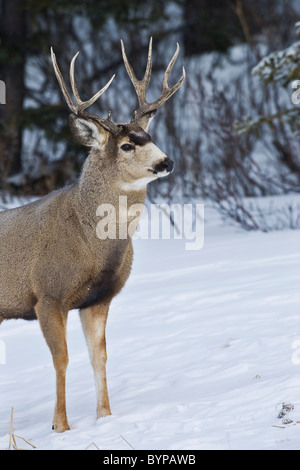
[0,0,26,191]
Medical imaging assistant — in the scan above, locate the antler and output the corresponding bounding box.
[121,37,185,127]
[50,47,115,116]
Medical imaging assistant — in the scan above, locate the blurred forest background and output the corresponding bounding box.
[0,0,300,230]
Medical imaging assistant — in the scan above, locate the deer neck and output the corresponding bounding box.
[75,148,147,237]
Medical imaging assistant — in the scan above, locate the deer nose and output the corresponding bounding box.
[154,158,174,173]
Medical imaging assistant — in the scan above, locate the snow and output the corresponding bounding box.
[252,40,300,84]
[0,201,299,450]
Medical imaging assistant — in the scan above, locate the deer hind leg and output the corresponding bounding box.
[35,302,70,432]
[80,302,112,419]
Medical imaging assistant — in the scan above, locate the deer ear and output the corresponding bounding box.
[69,114,108,147]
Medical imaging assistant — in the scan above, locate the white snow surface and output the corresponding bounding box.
[0,203,299,450]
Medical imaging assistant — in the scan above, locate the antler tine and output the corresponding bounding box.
[69,52,115,113]
[148,43,186,112]
[162,43,186,98]
[51,47,115,115]
[121,39,185,126]
[69,51,81,104]
[51,47,77,113]
[121,37,153,106]
[143,36,153,92]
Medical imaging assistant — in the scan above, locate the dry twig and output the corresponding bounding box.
[7,407,37,450]
[120,434,136,450]
[85,441,101,450]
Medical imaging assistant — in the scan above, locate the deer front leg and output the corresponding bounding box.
[35,302,70,433]
[80,302,112,418]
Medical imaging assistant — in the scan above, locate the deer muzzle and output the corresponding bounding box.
[153,158,174,174]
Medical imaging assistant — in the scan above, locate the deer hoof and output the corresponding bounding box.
[52,422,70,433]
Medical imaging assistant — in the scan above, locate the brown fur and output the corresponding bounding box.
[0,122,171,431]
[0,41,184,432]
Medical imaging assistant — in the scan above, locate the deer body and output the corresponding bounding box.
[0,179,136,321]
[0,39,184,432]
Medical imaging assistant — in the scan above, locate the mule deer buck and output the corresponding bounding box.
[0,38,185,432]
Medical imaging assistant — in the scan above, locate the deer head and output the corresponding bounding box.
[51,38,185,191]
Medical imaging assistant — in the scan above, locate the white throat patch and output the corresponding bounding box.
[120,176,155,191]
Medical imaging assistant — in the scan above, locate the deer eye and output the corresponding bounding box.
[121,143,134,152]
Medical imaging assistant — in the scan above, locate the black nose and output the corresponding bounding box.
[154,158,174,174]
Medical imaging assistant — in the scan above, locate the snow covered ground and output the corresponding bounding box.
[0,201,299,450]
